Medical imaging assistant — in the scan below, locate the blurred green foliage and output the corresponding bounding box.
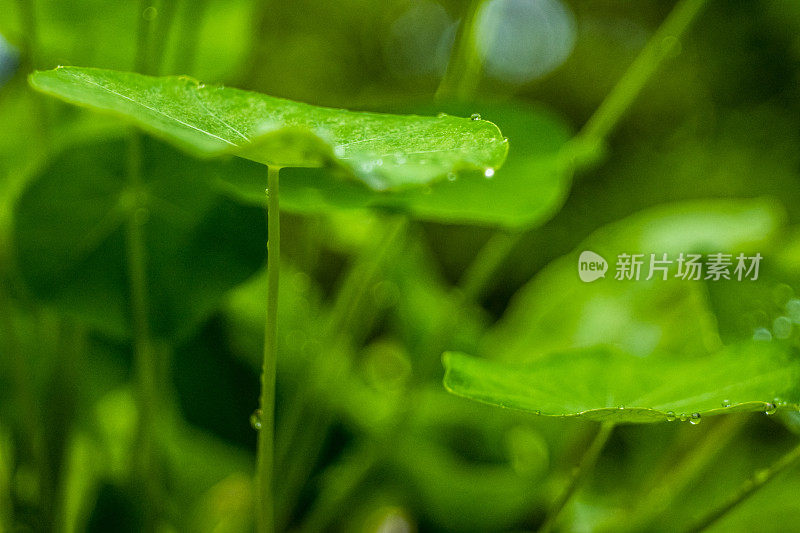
[2,0,800,532]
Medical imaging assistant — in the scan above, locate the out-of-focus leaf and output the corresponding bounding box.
[13,134,266,340]
[485,199,785,361]
[443,341,800,423]
[387,435,543,531]
[29,67,508,191]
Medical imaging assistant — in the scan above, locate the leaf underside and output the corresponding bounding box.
[443,343,800,423]
[29,67,508,191]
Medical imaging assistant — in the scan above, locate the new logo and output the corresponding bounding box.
[578,250,607,282]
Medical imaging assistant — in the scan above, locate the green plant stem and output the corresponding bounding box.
[274,217,407,529]
[435,0,486,102]
[135,0,177,75]
[171,0,208,73]
[125,134,161,529]
[576,0,708,146]
[150,0,179,75]
[256,165,281,533]
[458,231,519,302]
[15,0,38,69]
[538,423,614,533]
[300,443,380,533]
[686,438,800,533]
[623,415,748,532]
[0,290,50,522]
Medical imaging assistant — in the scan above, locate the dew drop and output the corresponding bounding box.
[250,409,263,430]
[484,167,495,178]
[447,171,457,182]
[197,83,206,89]
[534,410,541,416]
[142,6,158,20]
[665,411,676,421]
[394,154,407,165]
[334,145,345,157]
[753,327,772,341]
[722,399,731,408]
[773,316,793,339]
[437,112,447,118]
[765,402,777,415]
[618,405,624,410]
[689,412,701,425]
[470,113,482,121]
[679,413,688,422]
[375,158,384,167]
[786,298,800,323]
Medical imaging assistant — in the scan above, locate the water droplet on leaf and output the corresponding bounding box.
[773,316,792,339]
[722,399,731,408]
[689,412,701,425]
[786,299,800,323]
[447,171,457,182]
[765,402,777,415]
[484,167,495,178]
[250,409,263,430]
[470,113,481,120]
[666,411,676,421]
[143,6,158,20]
[753,327,772,341]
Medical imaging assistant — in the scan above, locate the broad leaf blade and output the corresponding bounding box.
[29,67,508,191]
[485,199,784,362]
[443,343,800,423]
[212,102,574,228]
[13,134,266,340]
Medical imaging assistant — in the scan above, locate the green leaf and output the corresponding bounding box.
[443,342,800,423]
[29,67,508,191]
[13,134,266,340]
[484,199,785,362]
[209,102,574,228]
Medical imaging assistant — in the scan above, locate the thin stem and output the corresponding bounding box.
[0,289,50,522]
[435,0,486,102]
[15,0,38,69]
[299,443,380,533]
[459,231,519,303]
[125,134,161,529]
[623,415,748,532]
[274,217,407,528]
[576,0,708,146]
[256,165,281,533]
[686,438,800,533]
[150,0,179,75]
[171,0,208,73]
[538,423,614,533]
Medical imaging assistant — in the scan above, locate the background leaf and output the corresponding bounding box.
[13,134,266,340]
[483,199,785,362]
